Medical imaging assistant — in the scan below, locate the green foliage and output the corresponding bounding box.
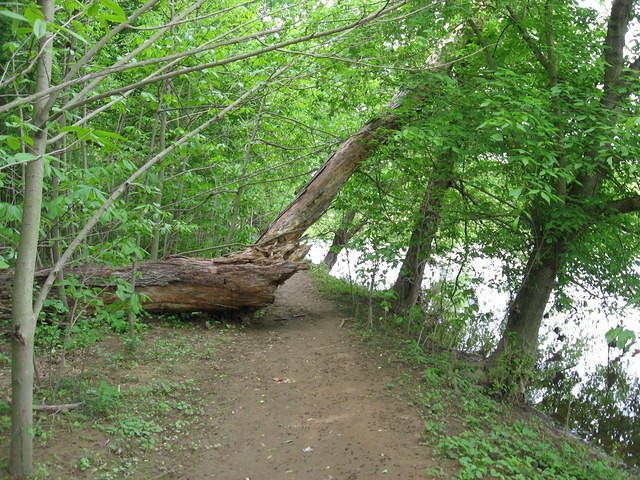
[414,347,632,480]
[0,398,10,431]
[439,421,629,480]
[316,271,634,478]
[83,381,123,418]
[101,416,163,450]
[606,327,636,353]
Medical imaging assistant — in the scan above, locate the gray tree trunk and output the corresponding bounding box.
[486,238,564,394]
[486,0,634,389]
[10,1,54,477]
[323,210,359,271]
[392,153,454,312]
[150,103,167,260]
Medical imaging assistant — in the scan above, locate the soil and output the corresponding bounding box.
[175,271,442,480]
[1,271,451,479]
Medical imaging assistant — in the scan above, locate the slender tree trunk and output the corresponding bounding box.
[150,102,167,260]
[323,210,358,271]
[225,101,264,246]
[50,117,69,313]
[392,153,454,312]
[10,1,54,477]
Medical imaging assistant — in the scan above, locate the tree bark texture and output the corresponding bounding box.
[392,154,454,312]
[0,243,309,317]
[10,1,54,477]
[489,239,564,365]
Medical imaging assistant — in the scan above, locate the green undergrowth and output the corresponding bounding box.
[0,318,234,479]
[310,265,636,480]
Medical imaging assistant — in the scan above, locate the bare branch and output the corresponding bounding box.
[468,18,496,71]
[0,0,407,115]
[127,0,258,30]
[57,0,208,113]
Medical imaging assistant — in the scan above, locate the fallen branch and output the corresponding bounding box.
[33,402,83,412]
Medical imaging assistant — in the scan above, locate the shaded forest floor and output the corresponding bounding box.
[0,271,634,479]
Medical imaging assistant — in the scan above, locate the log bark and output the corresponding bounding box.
[0,243,309,316]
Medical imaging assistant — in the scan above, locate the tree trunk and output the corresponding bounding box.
[485,1,635,393]
[0,244,309,317]
[10,1,54,477]
[258,91,413,246]
[150,103,167,260]
[486,238,564,389]
[323,210,360,271]
[224,101,263,247]
[392,153,454,312]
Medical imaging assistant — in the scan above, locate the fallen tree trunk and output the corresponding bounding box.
[0,90,423,317]
[2,93,416,316]
[0,243,309,316]
[0,92,415,317]
[258,93,407,246]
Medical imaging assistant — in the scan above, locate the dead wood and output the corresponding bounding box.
[0,243,309,316]
[0,90,419,317]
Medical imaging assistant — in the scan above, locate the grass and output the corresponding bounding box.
[310,264,637,480]
[0,318,232,479]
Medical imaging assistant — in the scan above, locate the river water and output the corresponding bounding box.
[306,242,640,380]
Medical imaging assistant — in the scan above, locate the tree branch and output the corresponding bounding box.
[468,18,496,71]
[505,6,556,83]
[0,0,406,115]
[606,194,640,214]
[602,0,634,107]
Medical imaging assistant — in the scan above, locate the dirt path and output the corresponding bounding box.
[176,271,439,480]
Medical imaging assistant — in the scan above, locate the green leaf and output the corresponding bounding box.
[140,91,157,102]
[5,136,21,151]
[33,18,46,38]
[0,202,22,221]
[12,152,37,163]
[48,22,88,44]
[490,133,503,142]
[509,188,522,198]
[0,10,28,22]
[540,191,551,204]
[100,0,127,22]
[605,327,636,352]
